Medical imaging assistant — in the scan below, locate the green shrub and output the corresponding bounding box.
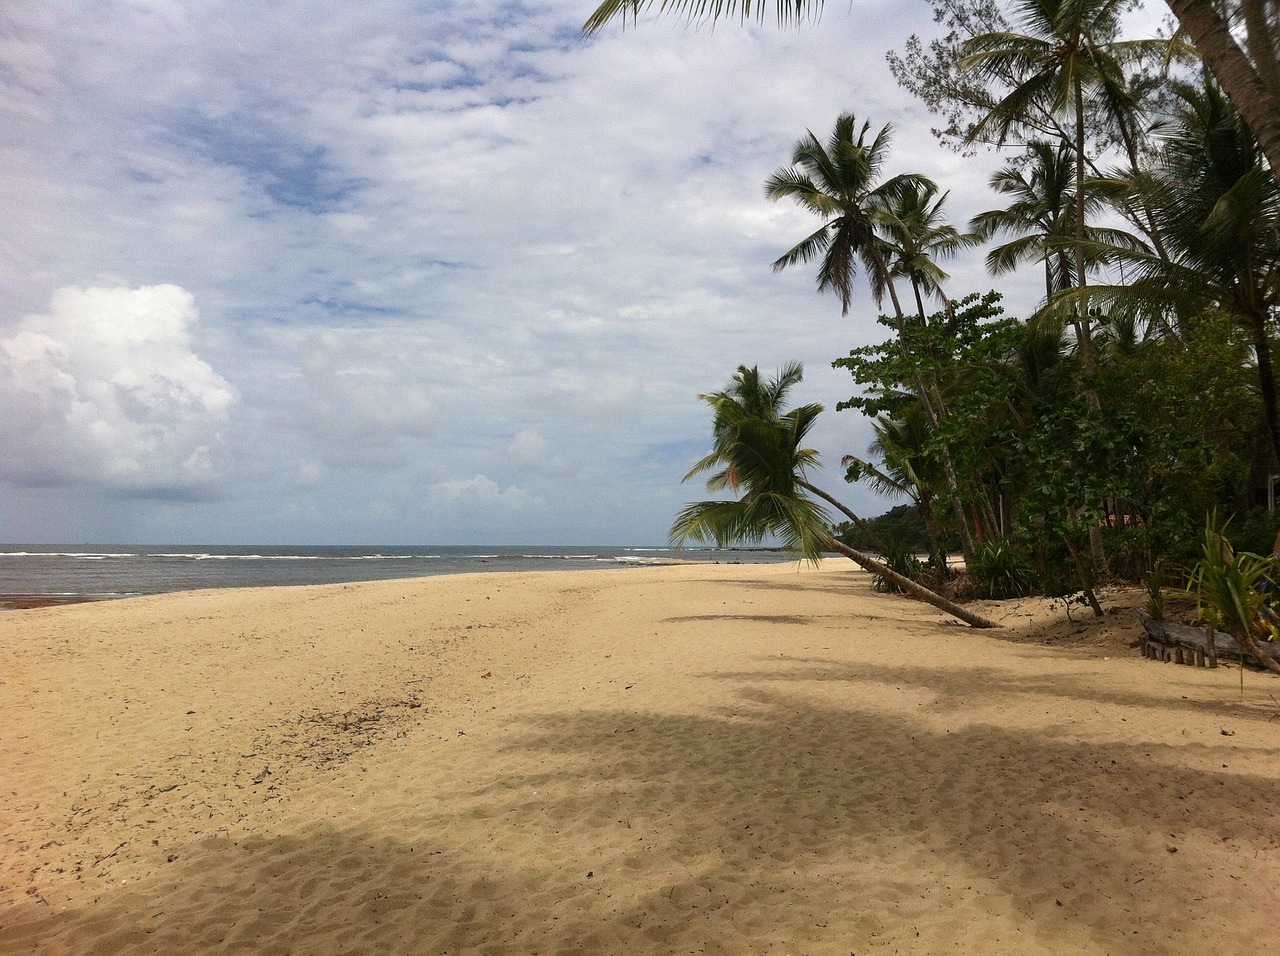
[968,539,1035,600]
[1143,560,1166,620]
[873,541,924,594]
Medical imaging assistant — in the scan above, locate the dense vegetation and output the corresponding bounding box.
[587,0,1280,616]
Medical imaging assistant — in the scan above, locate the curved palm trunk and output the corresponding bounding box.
[825,537,1001,629]
[1238,628,1280,675]
[1166,0,1280,185]
[797,479,888,553]
[794,475,998,627]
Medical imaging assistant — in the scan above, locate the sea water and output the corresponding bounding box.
[0,544,800,607]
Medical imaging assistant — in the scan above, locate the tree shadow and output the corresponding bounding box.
[705,657,1280,725]
[9,670,1276,955]
[476,686,1278,953]
[1,823,604,956]
[662,613,814,626]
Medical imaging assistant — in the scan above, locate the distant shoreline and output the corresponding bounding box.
[0,544,807,610]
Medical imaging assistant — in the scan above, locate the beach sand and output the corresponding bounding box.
[2,561,1278,955]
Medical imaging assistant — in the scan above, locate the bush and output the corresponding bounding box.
[873,540,925,594]
[968,539,1035,599]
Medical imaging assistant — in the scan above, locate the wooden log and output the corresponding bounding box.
[1137,609,1280,666]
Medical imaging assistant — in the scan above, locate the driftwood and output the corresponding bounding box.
[1137,608,1280,668]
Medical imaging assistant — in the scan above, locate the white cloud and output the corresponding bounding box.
[0,284,236,496]
[427,474,543,516]
[290,327,439,467]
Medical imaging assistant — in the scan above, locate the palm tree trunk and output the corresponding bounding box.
[1072,77,1109,581]
[1246,311,1280,467]
[1237,627,1280,675]
[911,277,928,326]
[1166,0,1280,186]
[1072,77,1099,411]
[871,248,978,562]
[798,479,887,553]
[825,537,1002,629]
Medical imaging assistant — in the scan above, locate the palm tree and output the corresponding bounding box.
[843,404,949,568]
[971,141,1146,303]
[1164,0,1280,185]
[672,363,1001,629]
[874,181,980,324]
[960,0,1163,385]
[1053,80,1280,466]
[582,0,1280,199]
[768,114,988,560]
[763,114,933,320]
[972,141,1077,301]
[765,113,983,561]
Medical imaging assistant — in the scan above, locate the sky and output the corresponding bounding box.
[1,0,1067,545]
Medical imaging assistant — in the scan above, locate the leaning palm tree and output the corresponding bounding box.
[673,363,1001,629]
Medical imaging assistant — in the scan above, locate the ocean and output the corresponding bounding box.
[0,544,802,609]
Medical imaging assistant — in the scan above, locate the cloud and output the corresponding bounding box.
[0,0,1063,543]
[427,473,543,516]
[0,284,237,497]
[289,327,439,467]
[507,428,575,477]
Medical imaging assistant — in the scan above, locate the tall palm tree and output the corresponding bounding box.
[1055,80,1280,466]
[582,0,1280,199]
[960,0,1162,385]
[673,363,1001,629]
[1164,0,1280,184]
[972,141,1077,301]
[970,141,1146,303]
[764,113,979,560]
[874,181,980,324]
[763,114,933,320]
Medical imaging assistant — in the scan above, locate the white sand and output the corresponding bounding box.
[2,561,1278,954]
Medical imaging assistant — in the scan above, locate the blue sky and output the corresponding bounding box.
[1,0,1077,544]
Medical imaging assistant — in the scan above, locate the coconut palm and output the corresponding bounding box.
[961,0,1163,383]
[1164,0,1280,184]
[843,404,950,567]
[672,363,1001,629]
[582,0,1280,199]
[1052,80,1280,465]
[763,113,934,320]
[874,181,980,323]
[765,114,981,559]
[971,141,1147,303]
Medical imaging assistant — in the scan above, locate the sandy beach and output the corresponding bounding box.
[2,560,1278,955]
